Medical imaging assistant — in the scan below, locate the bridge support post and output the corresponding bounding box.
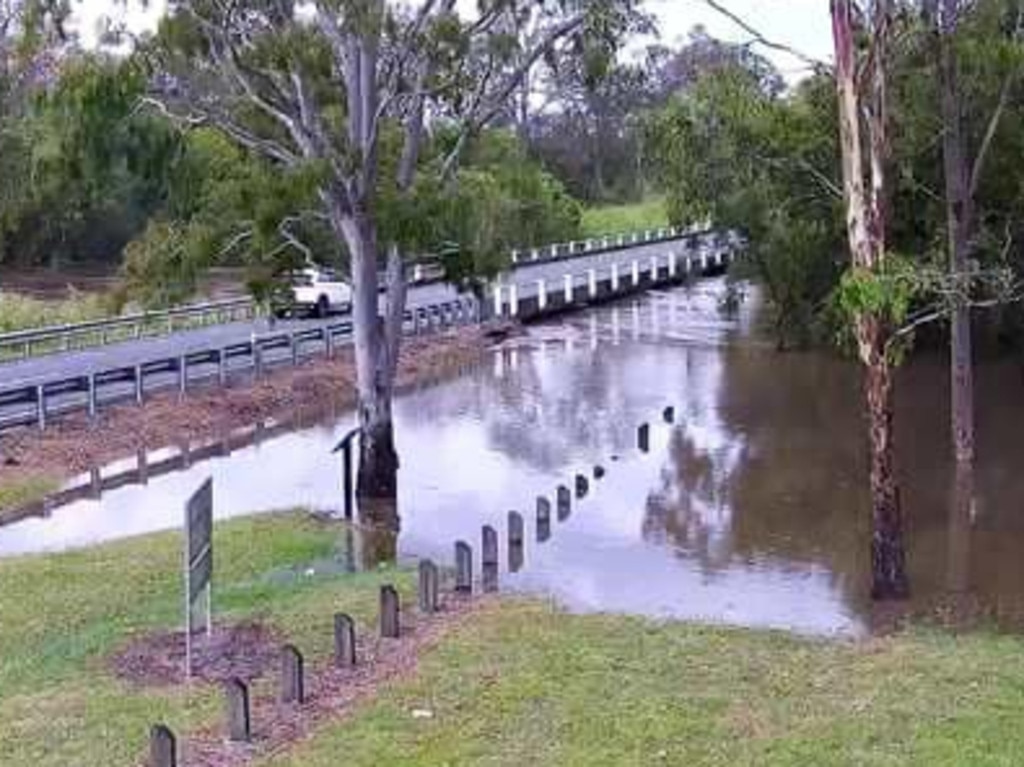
[537,280,547,311]
[563,275,572,304]
[632,260,640,287]
[493,285,503,318]
[588,269,597,299]
[509,285,519,317]
[669,252,677,278]
[650,256,659,283]
[611,264,620,292]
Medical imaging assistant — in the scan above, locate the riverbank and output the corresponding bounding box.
[0,323,503,514]
[3,510,1024,766]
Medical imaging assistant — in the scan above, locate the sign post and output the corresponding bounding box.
[184,478,213,679]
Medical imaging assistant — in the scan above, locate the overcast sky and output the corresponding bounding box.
[74,0,835,81]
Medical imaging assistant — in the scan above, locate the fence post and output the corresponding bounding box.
[334,613,356,667]
[419,559,439,613]
[481,525,498,593]
[508,511,524,573]
[575,474,589,499]
[280,644,305,704]
[556,485,571,521]
[225,678,251,742]
[149,724,177,767]
[536,497,551,542]
[380,585,400,638]
[455,541,473,594]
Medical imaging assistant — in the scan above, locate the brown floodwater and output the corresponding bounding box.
[3,278,1023,637]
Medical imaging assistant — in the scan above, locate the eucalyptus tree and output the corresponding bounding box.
[146,0,636,498]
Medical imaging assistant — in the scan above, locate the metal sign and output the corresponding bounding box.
[184,477,213,678]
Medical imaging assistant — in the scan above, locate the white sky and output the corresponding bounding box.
[73,0,835,81]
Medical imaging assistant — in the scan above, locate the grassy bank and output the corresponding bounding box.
[0,291,113,335]
[581,198,668,238]
[5,512,1024,766]
[0,512,414,766]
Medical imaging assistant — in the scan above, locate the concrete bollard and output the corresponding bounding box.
[482,525,499,593]
[663,406,675,424]
[334,613,356,667]
[536,497,551,542]
[280,644,305,704]
[638,423,650,453]
[225,678,251,742]
[419,559,439,613]
[556,485,571,521]
[455,541,473,594]
[149,724,177,767]
[508,511,524,573]
[380,585,400,638]
[575,474,589,499]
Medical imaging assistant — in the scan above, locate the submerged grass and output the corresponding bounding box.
[269,600,1024,767]
[0,512,414,766]
[581,198,669,238]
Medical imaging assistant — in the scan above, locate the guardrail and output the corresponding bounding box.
[0,297,256,361]
[0,297,478,433]
[0,225,705,362]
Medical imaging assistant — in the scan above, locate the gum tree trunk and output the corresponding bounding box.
[831,0,909,599]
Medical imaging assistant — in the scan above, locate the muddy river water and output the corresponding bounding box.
[3,278,1024,637]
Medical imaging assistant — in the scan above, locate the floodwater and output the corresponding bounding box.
[3,278,1024,637]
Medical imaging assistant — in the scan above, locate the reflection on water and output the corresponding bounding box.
[3,279,1024,636]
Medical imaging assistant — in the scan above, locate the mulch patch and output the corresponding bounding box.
[112,620,283,687]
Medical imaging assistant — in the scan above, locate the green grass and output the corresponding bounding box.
[0,290,113,335]
[0,511,414,767]
[581,198,669,238]
[268,600,1024,767]
[0,474,60,512]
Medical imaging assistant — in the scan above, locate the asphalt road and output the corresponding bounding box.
[0,232,725,428]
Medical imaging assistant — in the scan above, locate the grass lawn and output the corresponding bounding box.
[581,198,669,238]
[5,512,1024,766]
[0,511,414,766]
[269,600,1024,767]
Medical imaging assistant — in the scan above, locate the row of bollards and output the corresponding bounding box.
[147,408,677,766]
[148,562,444,766]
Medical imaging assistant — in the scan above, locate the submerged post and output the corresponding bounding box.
[419,559,439,613]
[536,497,551,542]
[663,406,675,424]
[556,485,571,521]
[455,541,473,594]
[575,474,589,499]
[508,511,524,573]
[481,525,499,593]
[638,423,650,453]
[333,613,356,667]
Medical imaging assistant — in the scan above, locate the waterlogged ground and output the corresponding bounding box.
[3,279,1024,637]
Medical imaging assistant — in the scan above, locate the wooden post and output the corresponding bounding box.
[280,644,305,704]
[380,585,400,638]
[481,525,499,593]
[333,613,356,667]
[556,485,571,521]
[342,439,353,519]
[149,724,176,767]
[455,541,473,594]
[508,511,524,573]
[419,559,439,613]
[637,423,650,453]
[225,678,251,742]
[663,406,675,424]
[593,465,606,480]
[536,497,551,542]
[575,474,589,499]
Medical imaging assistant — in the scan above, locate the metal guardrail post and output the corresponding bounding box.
[218,350,228,386]
[179,355,188,394]
[253,338,263,378]
[291,333,300,366]
[324,327,334,358]
[36,385,46,430]
[135,365,144,404]
[88,374,98,421]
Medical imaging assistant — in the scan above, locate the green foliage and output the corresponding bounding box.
[580,197,667,237]
[834,256,922,331]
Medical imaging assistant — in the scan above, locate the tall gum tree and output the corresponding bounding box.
[147,0,636,498]
[831,0,908,599]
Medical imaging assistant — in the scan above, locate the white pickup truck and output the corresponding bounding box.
[287,267,353,318]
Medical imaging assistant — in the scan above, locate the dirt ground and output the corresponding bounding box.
[0,323,516,508]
